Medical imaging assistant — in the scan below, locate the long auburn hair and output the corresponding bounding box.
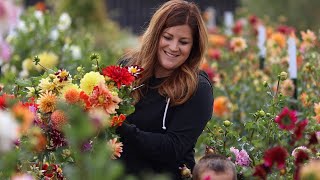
[124,0,208,106]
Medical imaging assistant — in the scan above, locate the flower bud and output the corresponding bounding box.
[258,110,265,117]
[223,120,231,127]
[180,165,192,178]
[279,72,288,81]
[77,66,82,72]
[205,146,216,155]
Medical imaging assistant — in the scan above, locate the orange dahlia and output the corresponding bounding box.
[213,96,231,118]
[37,91,57,113]
[51,110,68,130]
[12,104,34,134]
[111,114,126,127]
[64,88,80,104]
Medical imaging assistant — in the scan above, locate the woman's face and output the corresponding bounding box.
[156,24,193,78]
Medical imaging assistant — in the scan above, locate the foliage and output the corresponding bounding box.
[240,0,320,32]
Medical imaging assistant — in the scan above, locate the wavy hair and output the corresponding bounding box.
[124,0,208,106]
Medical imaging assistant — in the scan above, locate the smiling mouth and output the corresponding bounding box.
[164,50,179,57]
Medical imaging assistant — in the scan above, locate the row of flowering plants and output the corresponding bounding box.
[0,4,123,93]
[196,11,320,179]
[0,53,144,179]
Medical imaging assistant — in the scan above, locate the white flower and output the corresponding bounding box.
[34,10,44,25]
[19,69,29,78]
[0,110,19,153]
[17,20,27,33]
[49,28,59,41]
[26,87,36,97]
[58,12,71,31]
[70,45,82,60]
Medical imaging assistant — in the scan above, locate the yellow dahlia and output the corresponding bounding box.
[34,52,59,71]
[38,77,55,93]
[22,58,34,71]
[37,91,57,113]
[80,71,105,94]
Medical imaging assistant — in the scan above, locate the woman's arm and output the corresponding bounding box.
[116,78,214,163]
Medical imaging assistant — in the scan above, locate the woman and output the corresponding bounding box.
[116,1,214,179]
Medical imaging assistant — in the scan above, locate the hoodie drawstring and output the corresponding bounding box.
[162,97,170,130]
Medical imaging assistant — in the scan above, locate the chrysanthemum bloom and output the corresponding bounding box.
[80,71,105,94]
[34,52,58,71]
[89,82,122,115]
[111,114,126,127]
[275,107,298,130]
[63,88,80,104]
[0,110,19,153]
[107,138,123,159]
[37,91,57,113]
[263,146,288,169]
[280,79,295,97]
[300,160,320,180]
[301,30,316,49]
[51,110,67,130]
[102,65,135,88]
[230,37,247,53]
[213,96,231,118]
[12,104,34,134]
[230,147,251,166]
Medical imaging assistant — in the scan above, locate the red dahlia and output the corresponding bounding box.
[263,146,288,169]
[102,65,135,88]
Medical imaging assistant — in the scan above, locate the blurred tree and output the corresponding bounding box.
[240,0,320,32]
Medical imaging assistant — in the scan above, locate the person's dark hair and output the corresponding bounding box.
[124,0,208,106]
[193,154,237,180]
